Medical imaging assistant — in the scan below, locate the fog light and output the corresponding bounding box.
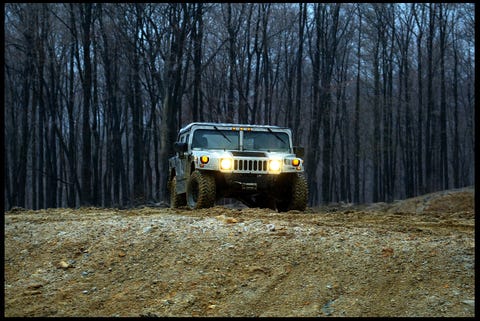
[220,158,233,170]
[292,158,300,166]
[200,156,209,164]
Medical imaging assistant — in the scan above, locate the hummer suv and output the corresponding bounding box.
[168,122,308,212]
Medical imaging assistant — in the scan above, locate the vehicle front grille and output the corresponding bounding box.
[233,159,268,173]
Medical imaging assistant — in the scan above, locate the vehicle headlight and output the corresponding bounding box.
[200,156,209,164]
[220,158,233,170]
[269,159,281,171]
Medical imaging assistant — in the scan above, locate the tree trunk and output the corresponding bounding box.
[438,4,449,190]
[425,3,435,192]
[80,3,93,206]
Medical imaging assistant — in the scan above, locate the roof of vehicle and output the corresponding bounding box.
[178,122,290,135]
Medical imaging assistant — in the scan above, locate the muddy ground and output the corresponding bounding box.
[3,187,475,317]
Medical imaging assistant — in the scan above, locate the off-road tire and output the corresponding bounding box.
[170,176,186,208]
[276,173,308,212]
[186,170,216,209]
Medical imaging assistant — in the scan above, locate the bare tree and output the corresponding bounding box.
[3,3,475,210]
[159,3,192,201]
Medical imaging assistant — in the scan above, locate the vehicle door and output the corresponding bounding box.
[174,133,189,193]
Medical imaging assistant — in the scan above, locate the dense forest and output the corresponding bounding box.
[3,3,475,210]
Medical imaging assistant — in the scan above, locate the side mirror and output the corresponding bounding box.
[293,146,304,158]
[174,142,188,155]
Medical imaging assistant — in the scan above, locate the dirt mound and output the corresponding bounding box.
[3,188,475,317]
[358,186,474,217]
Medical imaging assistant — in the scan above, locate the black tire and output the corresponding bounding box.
[186,171,216,209]
[289,173,308,211]
[277,173,308,212]
[170,176,186,208]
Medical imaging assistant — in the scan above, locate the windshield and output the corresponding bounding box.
[243,131,290,152]
[191,128,291,152]
[192,129,239,150]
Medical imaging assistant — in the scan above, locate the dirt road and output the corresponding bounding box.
[3,187,475,317]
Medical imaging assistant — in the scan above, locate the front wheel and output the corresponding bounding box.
[186,171,216,209]
[276,173,308,212]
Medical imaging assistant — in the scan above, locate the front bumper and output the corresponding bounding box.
[220,173,285,193]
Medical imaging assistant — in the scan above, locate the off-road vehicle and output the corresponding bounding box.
[168,122,308,211]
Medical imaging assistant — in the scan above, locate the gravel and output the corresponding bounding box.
[3,187,475,317]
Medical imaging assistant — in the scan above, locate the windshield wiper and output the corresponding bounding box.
[213,125,231,143]
[267,127,287,145]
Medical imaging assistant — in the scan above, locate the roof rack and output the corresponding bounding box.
[179,122,288,134]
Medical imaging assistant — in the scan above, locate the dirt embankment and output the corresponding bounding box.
[3,187,475,317]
